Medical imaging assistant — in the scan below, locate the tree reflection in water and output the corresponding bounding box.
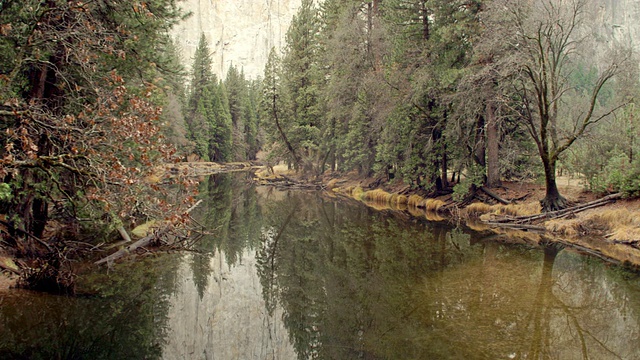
[3,174,638,359]
[255,189,640,359]
[0,256,179,359]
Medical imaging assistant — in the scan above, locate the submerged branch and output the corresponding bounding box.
[95,200,202,265]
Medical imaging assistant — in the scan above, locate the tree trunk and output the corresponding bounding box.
[421,1,430,41]
[474,114,486,168]
[441,137,448,188]
[540,157,567,212]
[486,101,501,187]
[271,93,301,168]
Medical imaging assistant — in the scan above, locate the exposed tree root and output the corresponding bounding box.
[540,194,570,212]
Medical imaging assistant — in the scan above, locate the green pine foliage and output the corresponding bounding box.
[258,0,636,205]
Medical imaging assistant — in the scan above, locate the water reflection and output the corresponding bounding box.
[163,252,295,359]
[255,188,640,359]
[162,174,296,358]
[0,257,178,359]
[1,173,640,359]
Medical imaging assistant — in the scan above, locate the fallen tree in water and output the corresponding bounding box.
[95,200,203,266]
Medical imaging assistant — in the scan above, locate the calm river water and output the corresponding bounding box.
[2,173,640,359]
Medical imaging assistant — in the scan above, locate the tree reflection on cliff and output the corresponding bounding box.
[256,190,640,359]
[190,173,263,298]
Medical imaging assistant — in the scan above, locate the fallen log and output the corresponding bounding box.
[611,239,640,249]
[164,162,255,177]
[490,193,622,225]
[257,175,323,190]
[480,186,511,205]
[484,222,546,232]
[95,200,203,265]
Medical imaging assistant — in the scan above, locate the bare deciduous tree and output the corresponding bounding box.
[491,0,628,211]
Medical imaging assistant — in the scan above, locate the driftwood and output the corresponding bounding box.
[488,193,623,225]
[257,175,323,190]
[612,239,640,249]
[165,162,255,177]
[95,200,202,265]
[483,222,546,232]
[116,225,132,243]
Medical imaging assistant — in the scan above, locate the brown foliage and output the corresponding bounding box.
[0,0,192,288]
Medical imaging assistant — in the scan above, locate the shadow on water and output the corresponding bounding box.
[0,256,179,359]
[2,173,640,359]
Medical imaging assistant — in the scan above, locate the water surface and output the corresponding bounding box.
[1,173,640,359]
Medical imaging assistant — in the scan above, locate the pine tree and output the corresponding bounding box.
[225,65,250,160]
[186,33,215,160]
[376,0,481,191]
[244,80,261,160]
[282,0,323,172]
[208,81,233,162]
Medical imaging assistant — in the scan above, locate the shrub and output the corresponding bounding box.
[588,151,640,198]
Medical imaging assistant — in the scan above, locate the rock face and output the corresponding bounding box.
[163,252,296,359]
[595,0,640,48]
[171,0,638,80]
[173,0,302,79]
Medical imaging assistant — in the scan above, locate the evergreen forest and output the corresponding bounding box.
[0,0,639,289]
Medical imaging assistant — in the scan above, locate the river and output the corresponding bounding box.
[1,173,640,359]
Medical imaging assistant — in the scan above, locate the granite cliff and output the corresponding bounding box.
[171,0,639,79]
[173,0,302,79]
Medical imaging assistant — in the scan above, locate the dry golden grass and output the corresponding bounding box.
[395,203,408,211]
[340,186,354,194]
[145,173,162,184]
[465,202,494,218]
[609,226,640,242]
[326,178,339,189]
[494,202,541,217]
[131,220,160,238]
[366,202,391,211]
[393,194,408,205]
[589,208,636,226]
[271,163,290,174]
[578,208,640,241]
[363,189,394,203]
[352,186,365,200]
[467,201,540,221]
[424,199,445,212]
[407,195,425,207]
[406,206,425,217]
[425,211,445,222]
[545,219,580,237]
[466,220,490,232]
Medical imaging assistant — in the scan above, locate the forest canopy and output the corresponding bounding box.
[259,0,637,210]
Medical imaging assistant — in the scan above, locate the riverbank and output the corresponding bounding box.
[255,165,640,268]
